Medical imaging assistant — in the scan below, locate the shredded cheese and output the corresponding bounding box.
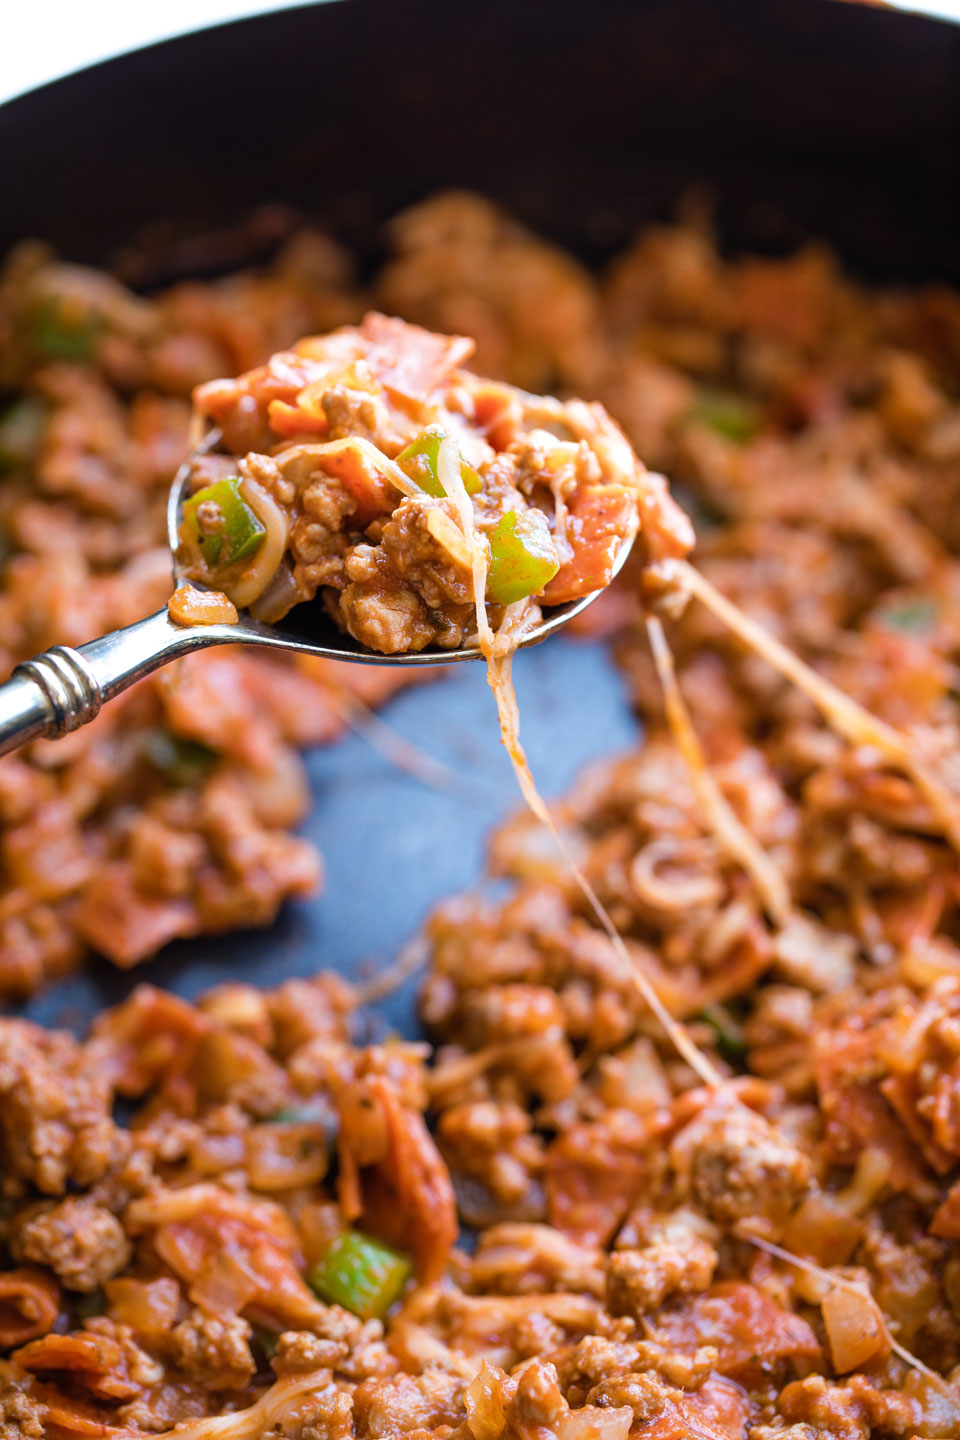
[280,436,423,500]
[355,935,430,1007]
[675,559,960,853]
[424,506,476,570]
[437,437,493,654]
[158,1369,332,1438]
[645,615,793,927]
[325,687,477,797]
[748,1234,944,1385]
[551,481,571,559]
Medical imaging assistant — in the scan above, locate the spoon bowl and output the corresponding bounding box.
[0,436,635,756]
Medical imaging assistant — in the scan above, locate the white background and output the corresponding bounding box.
[1,0,959,107]
[0,0,320,106]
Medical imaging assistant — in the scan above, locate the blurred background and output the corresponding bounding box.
[2,0,959,106]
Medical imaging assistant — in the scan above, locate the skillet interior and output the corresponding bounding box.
[2,0,960,1035]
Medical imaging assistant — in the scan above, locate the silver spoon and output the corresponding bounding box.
[0,434,634,757]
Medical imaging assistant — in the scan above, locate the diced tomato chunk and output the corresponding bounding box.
[360,312,474,405]
[647,1281,821,1381]
[320,444,400,529]
[543,483,639,605]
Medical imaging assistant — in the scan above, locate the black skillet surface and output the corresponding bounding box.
[3,0,960,1036]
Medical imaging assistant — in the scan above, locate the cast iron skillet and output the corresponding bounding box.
[2,0,959,1036]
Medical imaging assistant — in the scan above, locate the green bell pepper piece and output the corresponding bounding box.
[252,1325,279,1359]
[0,397,46,471]
[269,1102,327,1124]
[396,426,481,497]
[72,1290,106,1322]
[697,1002,748,1064]
[689,388,761,444]
[143,729,218,787]
[28,295,104,362]
[308,1230,411,1320]
[181,476,266,570]
[487,508,560,606]
[880,598,937,635]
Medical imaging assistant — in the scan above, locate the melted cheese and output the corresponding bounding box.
[645,615,793,927]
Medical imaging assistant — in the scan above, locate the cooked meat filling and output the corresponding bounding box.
[2,191,960,1437]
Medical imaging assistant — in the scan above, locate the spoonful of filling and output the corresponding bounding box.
[0,313,693,756]
[176,311,691,652]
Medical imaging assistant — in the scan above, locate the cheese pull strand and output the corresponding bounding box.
[487,651,722,1089]
[675,560,960,853]
[645,615,793,927]
[435,437,721,1089]
[748,1234,943,1385]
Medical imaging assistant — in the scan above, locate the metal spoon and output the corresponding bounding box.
[0,434,634,757]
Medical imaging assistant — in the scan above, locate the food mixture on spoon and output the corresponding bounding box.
[176,312,692,652]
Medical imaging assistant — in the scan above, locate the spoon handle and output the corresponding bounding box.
[0,607,233,758]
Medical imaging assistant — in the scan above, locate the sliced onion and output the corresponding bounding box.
[248,560,302,623]
[555,1406,633,1440]
[822,1285,891,1373]
[227,475,289,611]
[0,1268,60,1348]
[425,505,475,571]
[464,1360,508,1440]
[630,836,724,913]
